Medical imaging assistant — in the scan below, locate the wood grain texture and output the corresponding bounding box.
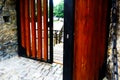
[25,0,31,57]
[30,0,36,58]
[37,0,42,59]
[19,0,25,48]
[73,0,109,80]
[43,0,48,61]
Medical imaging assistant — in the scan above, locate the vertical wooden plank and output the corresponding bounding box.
[73,0,109,80]
[30,0,36,58]
[20,0,25,48]
[37,0,42,59]
[17,0,26,56]
[43,0,48,61]
[25,0,31,57]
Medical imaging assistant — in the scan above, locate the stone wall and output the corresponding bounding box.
[117,0,120,79]
[0,0,18,61]
[106,0,120,80]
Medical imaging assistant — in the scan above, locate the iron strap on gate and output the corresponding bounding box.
[49,0,53,63]
[111,0,118,79]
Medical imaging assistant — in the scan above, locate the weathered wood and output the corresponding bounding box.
[73,0,109,80]
[31,0,36,58]
[19,0,25,48]
[25,0,31,57]
[43,0,48,61]
[37,0,42,59]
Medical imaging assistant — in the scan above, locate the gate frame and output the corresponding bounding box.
[16,0,112,80]
[63,0,74,80]
[16,0,75,79]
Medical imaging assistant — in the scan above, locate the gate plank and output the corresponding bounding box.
[25,0,31,57]
[37,0,42,59]
[31,0,36,58]
[20,0,25,48]
[74,0,109,80]
[43,0,48,61]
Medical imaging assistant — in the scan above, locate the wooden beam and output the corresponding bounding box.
[25,0,31,57]
[43,0,48,61]
[19,0,25,48]
[30,0,36,58]
[37,0,42,59]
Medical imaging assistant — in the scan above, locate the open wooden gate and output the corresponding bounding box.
[18,0,53,63]
[17,0,110,79]
[73,0,110,80]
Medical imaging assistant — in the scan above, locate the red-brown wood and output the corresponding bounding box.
[25,0,31,57]
[73,0,109,80]
[37,0,42,59]
[20,0,25,48]
[43,0,48,61]
[30,0,36,58]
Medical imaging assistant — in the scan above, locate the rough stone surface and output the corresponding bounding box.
[107,0,120,80]
[118,1,120,79]
[0,56,63,80]
[0,0,17,61]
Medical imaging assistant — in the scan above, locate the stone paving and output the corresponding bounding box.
[54,43,63,64]
[0,56,63,80]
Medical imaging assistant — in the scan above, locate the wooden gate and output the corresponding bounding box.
[18,0,53,63]
[73,0,110,80]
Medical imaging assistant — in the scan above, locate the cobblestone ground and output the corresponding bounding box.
[0,56,63,80]
[54,43,63,64]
